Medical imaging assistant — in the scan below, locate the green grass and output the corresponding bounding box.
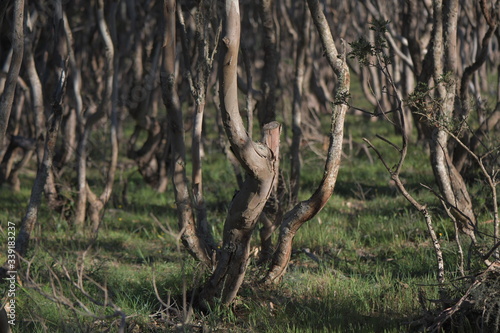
[0,104,494,332]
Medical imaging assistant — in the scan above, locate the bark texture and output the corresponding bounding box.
[198,0,280,306]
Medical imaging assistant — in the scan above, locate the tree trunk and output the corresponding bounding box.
[198,0,280,307]
[290,3,310,205]
[257,0,278,126]
[86,0,119,233]
[24,10,45,164]
[0,0,24,156]
[199,123,280,306]
[176,3,218,251]
[428,0,477,241]
[11,66,67,267]
[161,0,213,265]
[264,0,350,284]
[74,0,119,233]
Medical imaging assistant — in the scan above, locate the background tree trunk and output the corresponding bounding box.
[161,0,213,265]
[290,2,310,205]
[0,0,24,157]
[427,0,477,241]
[9,65,67,269]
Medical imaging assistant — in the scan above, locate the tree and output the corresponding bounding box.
[158,0,350,306]
[1,1,498,326]
[0,0,23,155]
[74,0,119,233]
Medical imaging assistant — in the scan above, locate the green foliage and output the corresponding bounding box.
[405,70,473,135]
[348,36,375,67]
[348,19,392,68]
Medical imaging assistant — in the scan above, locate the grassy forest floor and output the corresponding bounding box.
[0,108,494,332]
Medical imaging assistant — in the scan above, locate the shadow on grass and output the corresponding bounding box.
[278,296,407,332]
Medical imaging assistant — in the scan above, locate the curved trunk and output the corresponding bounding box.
[198,0,280,307]
[264,0,350,284]
[74,0,119,233]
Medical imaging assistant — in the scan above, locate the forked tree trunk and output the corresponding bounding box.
[198,0,280,307]
[87,0,119,233]
[74,0,119,233]
[264,0,350,284]
[199,123,280,306]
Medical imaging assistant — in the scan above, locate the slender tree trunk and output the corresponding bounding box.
[86,0,119,233]
[428,0,477,241]
[453,22,496,172]
[264,0,350,284]
[126,34,167,192]
[24,10,45,164]
[256,0,283,264]
[258,0,278,126]
[43,0,67,210]
[290,3,310,205]
[191,101,211,245]
[74,123,89,227]
[161,0,212,265]
[74,0,119,232]
[9,66,67,268]
[0,0,24,156]
[176,3,218,251]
